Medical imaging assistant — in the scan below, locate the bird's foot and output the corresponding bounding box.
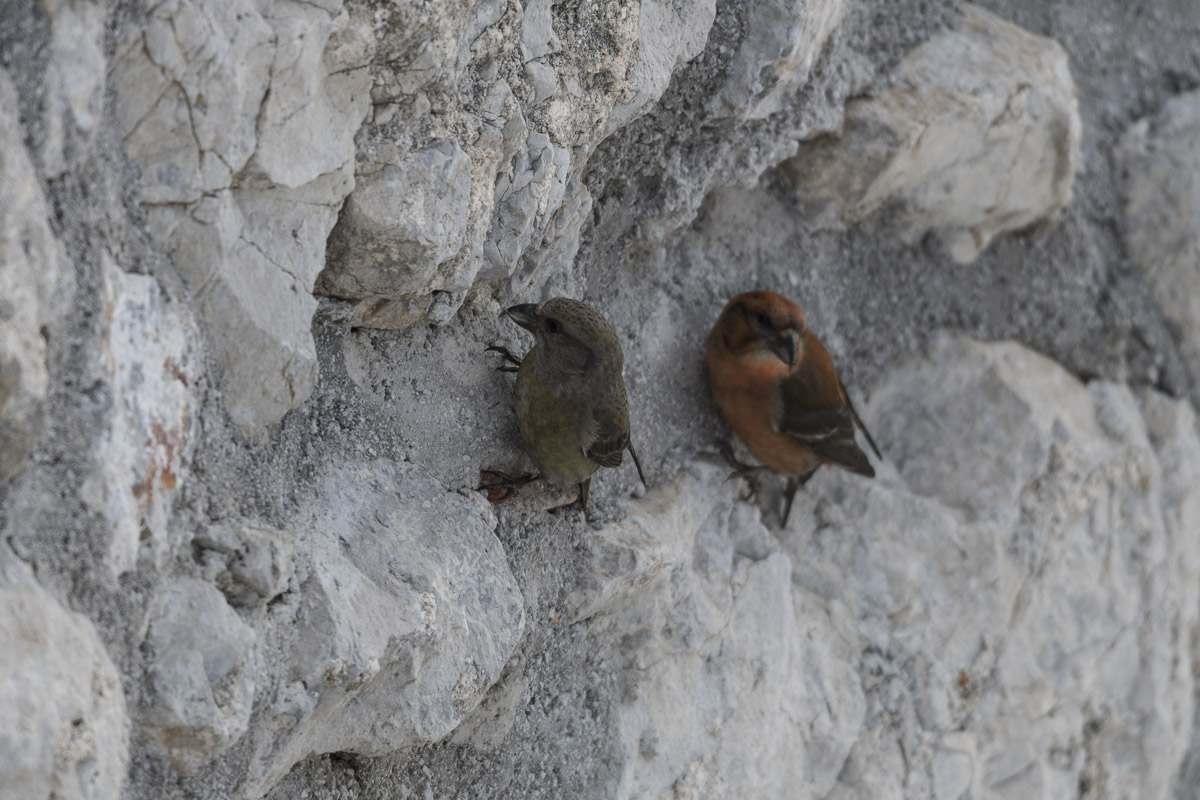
[716,440,767,501]
[485,345,522,372]
[478,470,539,503]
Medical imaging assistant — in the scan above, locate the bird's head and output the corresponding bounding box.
[505,297,622,377]
[715,291,808,368]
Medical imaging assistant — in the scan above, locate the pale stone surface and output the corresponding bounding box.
[603,0,716,132]
[523,335,1200,800]
[710,0,849,121]
[0,72,62,483]
[37,0,107,177]
[319,141,473,299]
[0,546,129,800]
[571,467,866,800]
[2,1,1200,799]
[79,257,200,578]
[319,0,716,327]
[807,336,1200,798]
[781,4,1081,263]
[1117,90,1200,391]
[141,577,257,774]
[194,521,295,604]
[369,335,1200,800]
[240,460,525,797]
[113,0,372,430]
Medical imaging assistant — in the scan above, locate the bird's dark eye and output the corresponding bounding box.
[545,318,562,334]
[755,312,770,328]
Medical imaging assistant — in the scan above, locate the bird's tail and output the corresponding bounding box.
[627,441,648,489]
[843,384,882,461]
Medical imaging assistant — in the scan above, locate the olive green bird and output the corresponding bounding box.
[485,297,646,512]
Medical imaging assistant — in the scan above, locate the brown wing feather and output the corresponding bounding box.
[585,406,629,468]
[778,401,874,477]
[838,376,882,460]
[778,335,875,477]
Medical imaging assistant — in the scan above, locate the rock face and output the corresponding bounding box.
[2,0,1200,799]
[711,0,849,121]
[781,5,1082,263]
[0,73,62,482]
[288,336,1200,800]
[1117,90,1200,393]
[316,0,719,329]
[112,0,371,430]
[140,577,256,774]
[827,337,1200,799]
[0,546,129,800]
[568,469,867,799]
[80,259,201,579]
[235,461,525,797]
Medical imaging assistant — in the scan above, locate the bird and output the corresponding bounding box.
[705,290,881,523]
[483,297,646,514]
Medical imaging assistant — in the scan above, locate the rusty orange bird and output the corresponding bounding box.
[705,290,881,522]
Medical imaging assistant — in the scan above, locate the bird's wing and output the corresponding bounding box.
[778,364,875,478]
[838,376,882,460]
[585,405,629,468]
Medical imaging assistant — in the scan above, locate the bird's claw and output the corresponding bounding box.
[726,470,761,502]
[478,470,538,503]
[715,440,764,500]
[716,440,751,472]
[485,345,522,371]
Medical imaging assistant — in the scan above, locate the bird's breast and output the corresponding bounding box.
[514,363,598,486]
[707,352,820,476]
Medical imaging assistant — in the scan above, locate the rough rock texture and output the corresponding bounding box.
[781,5,1081,263]
[317,0,719,329]
[0,72,62,482]
[140,577,256,775]
[112,0,372,430]
[711,0,849,121]
[2,0,1200,799]
[81,258,201,579]
[0,545,129,800]
[837,338,1200,800]
[1117,90,1200,396]
[231,460,524,798]
[294,338,1197,800]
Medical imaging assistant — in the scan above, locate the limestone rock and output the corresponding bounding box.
[194,521,296,604]
[605,0,716,132]
[37,0,107,176]
[806,336,1200,798]
[141,578,257,774]
[571,466,866,799]
[318,141,473,299]
[319,0,715,328]
[79,257,200,578]
[1116,90,1200,391]
[241,460,524,796]
[781,4,1081,263]
[113,0,372,430]
[0,546,129,800]
[709,0,849,121]
[114,0,273,206]
[4,1,1200,798]
[0,72,62,483]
